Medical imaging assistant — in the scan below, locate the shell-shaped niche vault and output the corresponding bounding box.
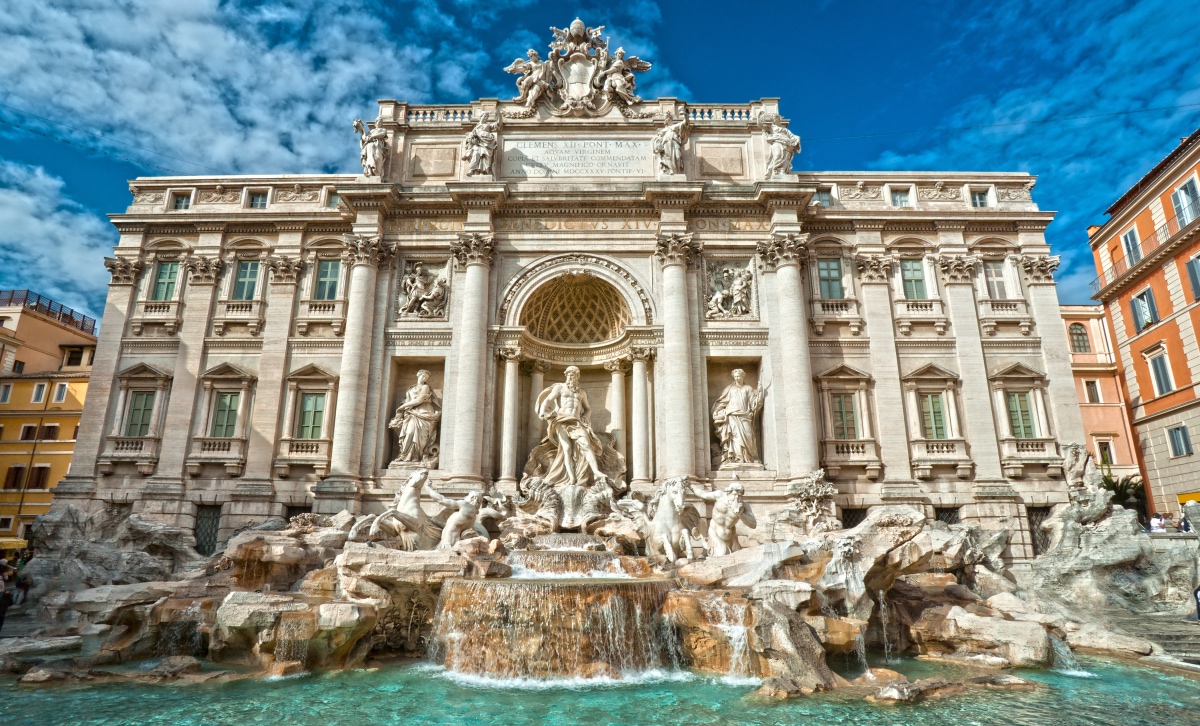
[520,273,631,345]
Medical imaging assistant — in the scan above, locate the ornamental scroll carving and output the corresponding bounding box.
[655,232,701,268]
[936,254,980,284]
[840,182,881,201]
[182,256,224,285]
[341,234,393,268]
[756,233,810,270]
[1019,255,1060,284]
[275,185,320,203]
[199,186,241,204]
[131,192,164,205]
[266,256,304,284]
[918,181,961,201]
[705,259,755,319]
[451,232,496,267]
[997,181,1035,201]
[104,257,143,285]
[855,254,894,283]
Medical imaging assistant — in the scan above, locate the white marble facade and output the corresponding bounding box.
[56,38,1083,563]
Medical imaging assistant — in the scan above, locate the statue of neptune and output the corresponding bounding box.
[523,365,625,490]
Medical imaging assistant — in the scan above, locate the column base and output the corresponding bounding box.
[495,476,518,496]
[442,474,489,493]
[311,476,362,516]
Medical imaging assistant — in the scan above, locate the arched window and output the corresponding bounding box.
[1069,323,1091,353]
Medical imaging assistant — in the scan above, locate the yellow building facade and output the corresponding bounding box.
[0,290,97,543]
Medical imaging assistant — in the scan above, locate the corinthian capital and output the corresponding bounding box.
[266,255,305,284]
[341,234,393,268]
[104,256,143,286]
[1018,255,1060,284]
[182,255,224,285]
[655,232,701,268]
[936,254,980,284]
[854,254,894,283]
[451,232,496,267]
[756,232,810,270]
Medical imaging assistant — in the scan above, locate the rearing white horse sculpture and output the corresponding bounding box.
[645,476,705,561]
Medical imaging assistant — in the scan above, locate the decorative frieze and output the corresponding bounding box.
[275,185,320,203]
[450,232,496,267]
[756,232,809,270]
[396,260,450,319]
[104,257,143,285]
[199,186,240,203]
[654,232,701,268]
[997,181,1035,201]
[918,181,961,201]
[855,254,893,283]
[840,182,881,200]
[183,256,224,284]
[936,254,980,284]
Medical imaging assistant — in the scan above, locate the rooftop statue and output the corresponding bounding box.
[462,113,500,176]
[762,116,801,179]
[353,117,387,177]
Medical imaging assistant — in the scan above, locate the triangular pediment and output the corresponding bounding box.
[989,362,1045,381]
[817,364,871,381]
[116,362,171,380]
[901,363,959,381]
[287,363,337,381]
[200,362,256,381]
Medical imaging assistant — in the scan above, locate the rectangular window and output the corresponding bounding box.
[0,516,11,530]
[935,507,961,525]
[65,348,84,366]
[1027,506,1053,556]
[3,466,23,490]
[172,192,191,210]
[12,361,24,374]
[813,189,833,206]
[194,505,223,556]
[1168,425,1193,457]
[1149,352,1174,396]
[19,425,36,441]
[325,192,340,208]
[971,190,989,208]
[53,383,68,403]
[249,191,269,209]
[232,260,260,301]
[817,259,844,299]
[1131,289,1160,332]
[124,391,156,437]
[1121,228,1142,264]
[1085,380,1101,403]
[1173,179,1200,227]
[26,467,49,490]
[891,188,910,207]
[900,259,927,300]
[919,393,948,440]
[314,260,340,301]
[296,393,326,439]
[209,392,240,438]
[38,424,58,440]
[1097,441,1114,465]
[1006,391,1037,439]
[0,383,10,404]
[1187,257,1200,301]
[31,383,46,403]
[152,262,179,301]
[830,393,857,440]
[984,260,1008,299]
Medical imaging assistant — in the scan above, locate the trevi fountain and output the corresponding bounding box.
[4,19,1200,725]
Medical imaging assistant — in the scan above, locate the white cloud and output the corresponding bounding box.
[0,162,116,318]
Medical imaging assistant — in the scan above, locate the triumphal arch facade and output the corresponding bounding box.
[59,20,1082,563]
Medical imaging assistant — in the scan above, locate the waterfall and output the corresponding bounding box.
[275,616,312,667]
[853,633,870,678]
[696,595,757,684]
[156,602,207,657]
[505,550,630,578]
[877,589,893,664]
[1050,634,1094,677]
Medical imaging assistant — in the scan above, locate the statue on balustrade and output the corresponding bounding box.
[712,369,767,467]
[353,118,388,177]
[652,113,688,175]
[462,112,500,176]
[389,370,441,467]
[762,116,800,179]
[690,477,757,557]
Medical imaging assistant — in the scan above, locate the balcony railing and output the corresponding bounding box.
[131,299,182,335]
[274,437,332,478]
[0,290,97,335]
[1091,197,1200,293]
[810,297,863,335]
[1000,437,1060,460]
[98,436,161,476]
[978,298,1034,336]
[893,297,949,335]
[296,299,346,336]
[821,439,881,479]
[186,436,247,476]
[407,106,474,124]
[909,438,973,480]
[213,299,265,336]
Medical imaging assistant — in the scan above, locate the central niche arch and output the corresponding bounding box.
[521,273,631,345]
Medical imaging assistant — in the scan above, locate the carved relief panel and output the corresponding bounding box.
[395,259,451,321]
[704,258,757,321]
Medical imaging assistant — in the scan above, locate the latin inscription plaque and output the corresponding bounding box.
[501,139,653,179]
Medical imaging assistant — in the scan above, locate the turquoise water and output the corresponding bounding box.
[3,656,1199,725]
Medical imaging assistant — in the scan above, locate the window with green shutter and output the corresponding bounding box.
[920,393,947,439]
[297,393,325,439]
[900,259,926,300]
[152,262,179,301]
[210,392,240,438]
[314,260,340,301]
[232,261,259,301]
[817,259,844,299]
[1006,391,1036,439]
[830,393,857,440]
[125,391,156,437]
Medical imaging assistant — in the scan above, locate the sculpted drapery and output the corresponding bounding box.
[712,369,766,466]
[523,366,625,490]
[390,370,442,466]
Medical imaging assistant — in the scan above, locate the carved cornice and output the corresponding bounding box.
[193,222,227,233]
[266,255,304,284]
[698,330,770,347]
[104,257,143,285]
[756,232,809,271]
[855,254,894,283]
[1015,220,1049,232]
[852,219,887,232]
[933,220,968,233]
[451,232,496,267]
[936,254,980,284]
[446,182,508,210]
[341,234,394,268]
[274,221,308,233]
[112,222,147,235]
[1019,255,1060,284]
[655,232,701,268]
[643,183,704,211]
[182,255,223,284]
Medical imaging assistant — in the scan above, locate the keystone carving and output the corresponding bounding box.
[855,254,894,283]
[266,256,305,284]
[936,254,980,284]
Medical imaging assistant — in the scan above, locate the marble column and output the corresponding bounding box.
[496,347,522,492]
[604,358,629,458]
[758,233,819,477]
[447,233,496,486]
[526,360,550,456]
[1018,251,1085,445]
[327,235,390,481]
[655,233,701,479]
[630,347,653,487]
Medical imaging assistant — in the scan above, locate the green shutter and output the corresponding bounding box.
[1006,392,1035,439]
[152,263,179,301]
[210,392,240,438]
[818,259,844,299]
[232,261,259,301]
[921,394,947,439]
[298,393,325,439]
[125,391,155,437]
[315,260,340,300]
[831,393,857,440]
[901,260,926,300]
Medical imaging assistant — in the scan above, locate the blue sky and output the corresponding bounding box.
[2,0,1199,318]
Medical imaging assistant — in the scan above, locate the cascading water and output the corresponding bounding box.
[695,595,756,683]
[852,634,870,677]
[1050,634,1094,677]
[877,589,893,664]
[156,602,207,657]
[506,550,628,578]
[275,615,313,666]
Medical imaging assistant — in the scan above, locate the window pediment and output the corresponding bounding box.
[988,362,1045,382]
[116,362,171,382]
[817,364,872,381]
[901,362,959,383]
[200,362,256,382]
[287,363,338,382]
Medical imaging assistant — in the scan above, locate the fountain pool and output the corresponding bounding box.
[4,656,1198,725]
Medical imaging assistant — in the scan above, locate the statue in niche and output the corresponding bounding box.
[652,113,688,175]
[524,366,626,523]
[353,118,388,177]
[398,261,449,318]
[389,370,442,467]
[712,369,767,467]
[504,50,554,109]
[705,261,754,319]
[762,117,800,179]
[690,476,757,557]
[462,112,500,176]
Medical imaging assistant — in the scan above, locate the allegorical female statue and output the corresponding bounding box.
[461,113,500,176]
[762,118,800,179]
[652,113,688,175]
[389,370,441,466]
[712,369,766,466]
[354,118,388,177]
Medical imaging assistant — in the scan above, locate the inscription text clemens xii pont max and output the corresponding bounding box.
[501,139,653,178]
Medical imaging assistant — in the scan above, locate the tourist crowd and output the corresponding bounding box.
[1149,513,1193,533]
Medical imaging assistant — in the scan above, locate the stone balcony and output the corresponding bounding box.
[97,436,161,476]
[295,299,346,336]
[978,298,1034,336]
[810,298,863,335]
[274,437,332,478]
[892,298,949,336]
[212,299,265,336]
[186,436,247,477]
[130,300,182,336]
[909,438,973,480]
[821,439,882,480]
[1000,437,1062,478]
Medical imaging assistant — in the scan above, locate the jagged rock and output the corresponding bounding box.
[210,591,376,670]
[328,510,356,532]
[336,543,467,591]
[867,673,1036,705]
[973,565,1018,599]
[589,513,645,555]
[19,668,68,684]
[268,660,307,677]
[750,580,815,611]
[464,556,512,579]
[0,636,83,657]
[678,542,806,587]
[853,668,907,685]
[662,590,752,675]
[41,582,175,626]
[1063,622,1156,657]
[146,655,202,679]
[751,600,844,692]
[909,604,1049,667]
[452,537,491,557]
[802,614,867,655]
[298,567,339,597]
